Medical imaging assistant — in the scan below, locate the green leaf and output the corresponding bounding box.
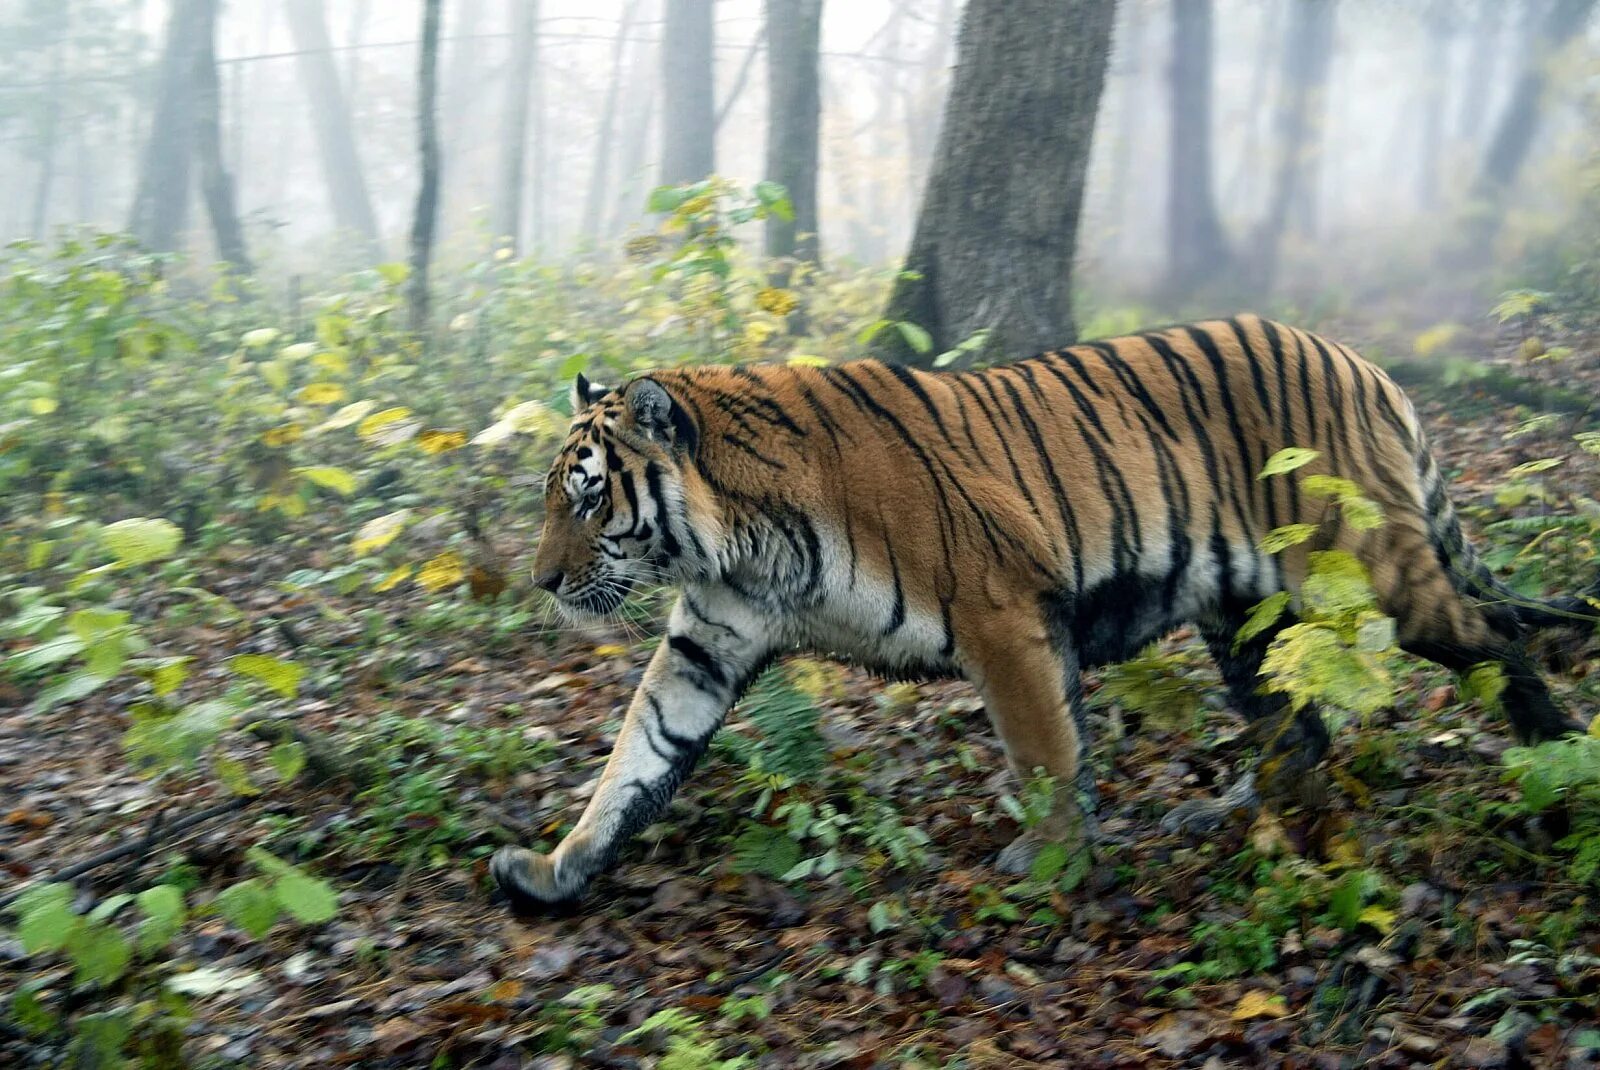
[729,824,802,880]
[1259,448,1320,479]
[273,871,339,924]
[896,321,933,355]
[375,262,410,286]
[99,517,182,567]
[1508,457,1562,477]
[1029,842,1071,882]
[165,965,261,997]
[123,697,244,772]
[86,893,134,924]
[270,741,307,782]
[66,923,131,986]
[10,981,57,1036]
[17,889,79,955]
[1340,496,1385,531]
[212,754,259,796]
[294,466,358,496]
[138,656,192,697]
[1235,592,1292,651]
[31,670,112,713]
[1301,475,1362,500]
[647,185,689,214]
[228,654,303,699]
[136,885,186,955]
[66,608,131,641]
[1260,524,1318,553]
[6,633,86,676]
[216,878,280,939]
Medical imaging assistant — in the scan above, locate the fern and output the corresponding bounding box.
[738,665,826,779]
[1486,514,1597,535]
[729,822,802,879]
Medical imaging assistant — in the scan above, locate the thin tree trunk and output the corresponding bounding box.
[1468,0,1597,250]
[874,0,1117,366]
[441,0,486,226]
[409,0,444,333]
[715,33,764,131]
[129,0,203,253]
[1165,0,1231,299]
[30,26,66,241]
[764,0,822,269]
[660,0,715,185]
[495,0,538,253]
[610,40,660,236]
[192,0,251,274]
[864,4,902,264]
[346,0,371,104]
[285,0,381,252]
[1249,0,1336,293]
[582,0,643,243]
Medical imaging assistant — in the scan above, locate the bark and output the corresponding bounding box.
[763,0,822,268]
[874,0,1117,367]
[715,33,764,131]
[192,0,252,274]
[1249,0,1335,293]
[128,0,204,253]
[494,0,538,253]
[1165,0,1231,299]
[345,0,372,106]
[610,40,660,236]
[582,0,645,244]
[660,0,715,185]
[903,0,958,203]
[1454,1,1501,149]
[285,0,381,252]
[1469,0,1597,246]
[408,0,444,333]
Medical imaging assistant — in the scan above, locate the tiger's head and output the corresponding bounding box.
[530,372,706,616]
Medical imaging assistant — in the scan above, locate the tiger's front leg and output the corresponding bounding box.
[492,593,771,911]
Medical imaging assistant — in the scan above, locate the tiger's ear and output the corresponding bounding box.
[624,378,696,453]
[570,372,609,413]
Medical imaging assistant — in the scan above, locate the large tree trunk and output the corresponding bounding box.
[1249,0,1335,293]
[494,0,538,254]
[873,0,1116,367]
[581,0,643,244]
[285,0,381,253]
[1467,0,1597,250]
[763,0,822,269]
[129,0,204,253]
[1454,1,1501,149]
[408,0,443,333]
[660,0,715,186]
[1164,0,1230,300]
[192,0,251,274]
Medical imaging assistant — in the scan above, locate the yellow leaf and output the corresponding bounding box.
[294,466,357,495]
[280,342,318,360]
[314,399,376,433]
[1231,991,1289,1020]
[352,510,409,555]
[416,551,466,592]
[313,350,349,376]
[1324,835,1364,871]
[29,396,58,415]
[1588,712,1600,739]
[787,354,829,368]
[1357,905,1397,934]
[417,429,468,455]
[755,287,798,315]
[261,423,303,448]
[592,644,629,658]
[298,382,346,405]
[1412,323,1459,357]
[373,564,414,592]
[241,327,280,348]
[358,407,420,446]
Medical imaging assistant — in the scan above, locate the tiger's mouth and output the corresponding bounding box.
[559,574,635,618]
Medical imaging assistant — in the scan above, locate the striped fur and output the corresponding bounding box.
[492,315,1594,910]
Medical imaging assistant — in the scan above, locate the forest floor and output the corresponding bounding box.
[4,316,1600,1069]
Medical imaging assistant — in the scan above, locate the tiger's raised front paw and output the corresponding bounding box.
[490,846,584,914]
[1158,771,1260,836]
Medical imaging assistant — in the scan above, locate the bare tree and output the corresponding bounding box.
[582,0,643,244]
[494,0,538,254]
[193,0,251,274]
[1467,0,1597,249]
[409,0,444,333]
[1165,0,1231,300]
[285,0,380,253]
[660,0,715,185]
[873,0,1117,366]
[129,0,203,253]
[764,0,822,269]
[1249,0,1336,292]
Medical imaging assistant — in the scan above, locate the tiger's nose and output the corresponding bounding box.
[534,570,563,594]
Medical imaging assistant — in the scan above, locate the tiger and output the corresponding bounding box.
[490,314,1597,911]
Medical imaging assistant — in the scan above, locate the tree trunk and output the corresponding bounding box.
[1414,4,1452,211]
[764,0,822,268]
[660,0,715,186]
[526,7,546,254]
[285,0,381,252]
[582,0,643,244]
[715,33,764,131]
[409,0,444,333]
[494,0,538,253]
[1453,0,1500,149]
[1249,0,1335,293]
[129,0,203,253]
[1164,0,1230,300]
[1468,0,1597,249]
[904,0,958,204]
[192,0,252,274]
[873,0,1116,367]
[30,22,66,241]
[610,41,660,237]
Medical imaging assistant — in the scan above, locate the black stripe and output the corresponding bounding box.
[1081,341,1178,440]
[669,634,727,690]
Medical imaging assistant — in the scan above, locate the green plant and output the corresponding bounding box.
[618,1006,755,1070]
[1503,733,1600,885]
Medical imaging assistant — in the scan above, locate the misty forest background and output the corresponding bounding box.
[4,1,1600,1068]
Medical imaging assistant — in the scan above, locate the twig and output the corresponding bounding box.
[0,797,250,912]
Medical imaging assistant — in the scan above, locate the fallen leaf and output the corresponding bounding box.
[1231,990,1290,1020]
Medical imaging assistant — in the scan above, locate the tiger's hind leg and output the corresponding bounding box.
[1160,608,1332,834]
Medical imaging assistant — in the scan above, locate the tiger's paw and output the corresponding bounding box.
[490,846,584,915]
[1158,771,1260,836]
